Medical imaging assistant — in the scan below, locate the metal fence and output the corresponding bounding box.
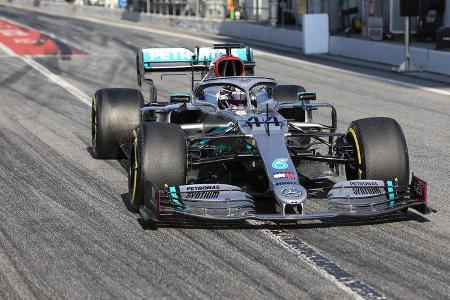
[126,0,225,18]
[80,0,304,29]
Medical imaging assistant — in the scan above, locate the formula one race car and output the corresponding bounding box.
[91,43,434,226]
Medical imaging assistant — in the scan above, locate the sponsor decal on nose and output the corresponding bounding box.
[272,158,288,169]
[273,172,296,179]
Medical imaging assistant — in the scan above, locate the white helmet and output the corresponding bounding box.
[218,86,247,110]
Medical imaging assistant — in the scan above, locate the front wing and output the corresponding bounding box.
[138,176,435,224]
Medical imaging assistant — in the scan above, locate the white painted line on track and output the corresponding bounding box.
[22,55,91,105]
[261,226,386,300]
[0,39,91,106]
[248,219,386,300]
[4,3,448,97]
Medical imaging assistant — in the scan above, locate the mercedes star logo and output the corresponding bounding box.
[282,188,302,198]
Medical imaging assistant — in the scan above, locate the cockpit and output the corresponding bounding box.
[195,77,276,113]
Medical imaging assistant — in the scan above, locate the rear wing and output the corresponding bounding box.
[136,43,255,87]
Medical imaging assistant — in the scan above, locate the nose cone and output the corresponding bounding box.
[273,184,308,205]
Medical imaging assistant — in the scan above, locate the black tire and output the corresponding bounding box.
[273,85,306,103]
[92,88,144,159]
[273,85,310,121]
[345,117,409,185]
[274,85,311,146]
[129,122,187,208]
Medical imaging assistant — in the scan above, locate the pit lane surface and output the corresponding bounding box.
[0,6,449,299]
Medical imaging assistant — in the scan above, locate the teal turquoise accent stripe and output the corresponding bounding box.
[143,47,254,70]
[231,48,250,61]
[169,186,182,205]
[386,180,395,207]
[142,48,194,64]
[197,47,252,62]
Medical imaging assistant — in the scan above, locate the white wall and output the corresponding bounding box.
[302,13,329,54]
[330,36,450,76]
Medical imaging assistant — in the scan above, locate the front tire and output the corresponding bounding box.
[129,122,187,209]
[345,117,409,185]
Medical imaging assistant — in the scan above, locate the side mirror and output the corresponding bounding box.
[297,91,316,101]
[170,93,191,103]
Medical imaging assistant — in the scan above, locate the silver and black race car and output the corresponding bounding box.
[92,43,433,227]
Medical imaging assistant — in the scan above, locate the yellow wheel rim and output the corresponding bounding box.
[348,127,363,179]
[131,129,139,205]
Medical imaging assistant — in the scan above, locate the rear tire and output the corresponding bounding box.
[129,122,187,209]
[345,117,409,185]
[274,85,311,146]
[92,88,144,159]
[273,85,306,103]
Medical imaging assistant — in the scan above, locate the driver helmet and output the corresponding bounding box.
[218,86,247,110]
